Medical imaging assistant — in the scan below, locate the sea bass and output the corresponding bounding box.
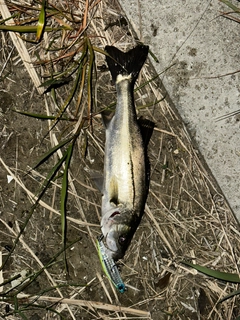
[101,45,154,261]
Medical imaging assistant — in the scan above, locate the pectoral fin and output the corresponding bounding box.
[101,110,115,128]
[90,171,104,193]
[109,176,119,206]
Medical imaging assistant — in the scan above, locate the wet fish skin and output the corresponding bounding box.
[101,45,153,261]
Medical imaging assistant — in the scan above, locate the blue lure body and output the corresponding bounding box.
[97,236,126,293]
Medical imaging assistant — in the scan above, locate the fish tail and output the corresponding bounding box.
[105,45,149,84]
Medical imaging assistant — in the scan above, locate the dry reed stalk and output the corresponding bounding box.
[16,293,151,317]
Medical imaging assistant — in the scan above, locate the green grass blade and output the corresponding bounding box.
[137,98,166,110]
[37,151,68,200]
[36,0,47,41]
[13,109,71,121]
[135,41,159,62]
[12,303,66,319]
[0,25,67,33]
[87,38,95,126]
[14,295,19,313]
[220,0,240,14]
[182,261,240,283]
[148,49,159,63]
[0,273,22,288]
[40,75,73,92]
[16,310,28,320]
[60,141,75,272]
[60,154,69,271]
[0,13,19,24]
[48,43,88,133]
[135,64,176,92]
[92,46,107,55]
[219,288,240,303]
[0,25,41,33]
[32,137,73,170]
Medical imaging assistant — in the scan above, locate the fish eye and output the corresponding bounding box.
[118,235,127,246]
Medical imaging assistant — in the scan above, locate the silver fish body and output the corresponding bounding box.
[101,45,153,260]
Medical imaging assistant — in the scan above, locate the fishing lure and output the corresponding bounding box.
[97,235,126,293]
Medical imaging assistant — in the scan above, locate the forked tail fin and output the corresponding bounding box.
[105,45,149,84]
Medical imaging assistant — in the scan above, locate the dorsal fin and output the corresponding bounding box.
[138,117,155,148]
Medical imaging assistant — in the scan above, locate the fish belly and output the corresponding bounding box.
[103,113,145,210]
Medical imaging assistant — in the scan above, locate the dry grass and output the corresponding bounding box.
[0,0,240,319]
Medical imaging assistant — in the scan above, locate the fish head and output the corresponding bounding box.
[101,208,139,260]
[105,223,131,260]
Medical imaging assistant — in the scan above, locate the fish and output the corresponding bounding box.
[100,45,154,261]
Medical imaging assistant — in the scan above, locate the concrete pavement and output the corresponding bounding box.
[119,0,240,220]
